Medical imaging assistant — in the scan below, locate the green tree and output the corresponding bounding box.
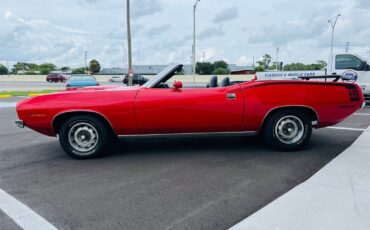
[283,60,328,71]
[72,67,87,74]
[195,62,214,75]
[0,64,8,75]
[316,60,327,70]
[254,66,265,72]
[257,54,272,69]
[89,59,101,74]
[40,68,52,75]
[39,63,57,70]
[213,60,228,71]
[12,62,28,73]
[213,68,228,75]
[61,66,70,72]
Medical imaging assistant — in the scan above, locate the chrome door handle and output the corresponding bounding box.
[226,93,236,100]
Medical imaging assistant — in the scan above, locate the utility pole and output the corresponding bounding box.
[126,0,133,86]
[328,14,341,74]
[6,60,10,77]
[192,0,201,76]
[84,51,88,73]
[122,45,127,73]
[202,49,205,63]
[252,56,255,70]
[276,47,280,71]
[137,46,140,66]
[345,42,350,53]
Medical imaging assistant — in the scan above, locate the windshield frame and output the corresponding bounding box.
[142,64,183,88]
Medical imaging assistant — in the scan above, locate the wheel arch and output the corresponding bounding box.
[261,106,319,131]
[52,111,117,136]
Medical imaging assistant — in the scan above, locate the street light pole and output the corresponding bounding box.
[328,14,341,74]
[192,0,200,76]
[126,0,133,86]
[122,44,127,72]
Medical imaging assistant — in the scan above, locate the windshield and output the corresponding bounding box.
[142,64,180,88]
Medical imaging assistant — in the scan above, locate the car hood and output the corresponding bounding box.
[17,85,141,108]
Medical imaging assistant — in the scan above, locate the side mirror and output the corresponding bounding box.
[173,81,183,89]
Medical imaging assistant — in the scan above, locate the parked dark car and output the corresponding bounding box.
[123,74,149,85]
[46,73,67,83]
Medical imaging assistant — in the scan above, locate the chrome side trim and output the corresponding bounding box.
[15,120,25,128]
[118,131,257,138]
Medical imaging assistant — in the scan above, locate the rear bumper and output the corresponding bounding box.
[15,120,25,128]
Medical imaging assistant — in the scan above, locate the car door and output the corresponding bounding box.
[134,85,245,134]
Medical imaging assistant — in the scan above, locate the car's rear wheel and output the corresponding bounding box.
[263,109,312,151]
[59,115,109,159]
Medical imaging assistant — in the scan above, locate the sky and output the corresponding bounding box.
[1,0,370,69]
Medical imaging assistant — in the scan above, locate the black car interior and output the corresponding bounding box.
[153,65,247,89]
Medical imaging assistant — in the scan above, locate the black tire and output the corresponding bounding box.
[263,109,312,151]
[59,115,110,159]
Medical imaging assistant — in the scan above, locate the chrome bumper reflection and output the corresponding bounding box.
[15,120,25,128]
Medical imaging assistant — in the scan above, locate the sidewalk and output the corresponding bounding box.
[231,126,370,230]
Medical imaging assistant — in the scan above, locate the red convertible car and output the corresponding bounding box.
[16,64,365,159]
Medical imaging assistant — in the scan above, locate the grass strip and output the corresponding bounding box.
[0,90,59,97]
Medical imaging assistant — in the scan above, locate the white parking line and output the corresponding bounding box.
[0,189,57,230]
[354,113,370,116]
[326,126,366,131]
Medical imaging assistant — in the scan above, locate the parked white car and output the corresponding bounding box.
[108,75,124,82]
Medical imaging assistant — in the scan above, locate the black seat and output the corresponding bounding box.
[207,76,218,88]
[220,77,230,87]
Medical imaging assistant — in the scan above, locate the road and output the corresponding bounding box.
[1,98,370,230]
[0,81,208,91]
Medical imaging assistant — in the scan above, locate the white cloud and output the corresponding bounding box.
[4,10,13,19]
[198,27,225,41]
[213,6,239,23]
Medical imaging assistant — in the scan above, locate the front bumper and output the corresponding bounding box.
[15,120,25,128]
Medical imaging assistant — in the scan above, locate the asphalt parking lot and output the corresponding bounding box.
[1,98,370,230]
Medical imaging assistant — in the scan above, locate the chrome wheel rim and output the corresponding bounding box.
[68,122,99,154]
[275,115,304,144]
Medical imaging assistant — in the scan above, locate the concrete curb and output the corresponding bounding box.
[231,125,370,230]
[0,95,12,99]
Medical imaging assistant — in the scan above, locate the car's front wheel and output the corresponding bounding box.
[263,109,312,151]
[59,115,110,159]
